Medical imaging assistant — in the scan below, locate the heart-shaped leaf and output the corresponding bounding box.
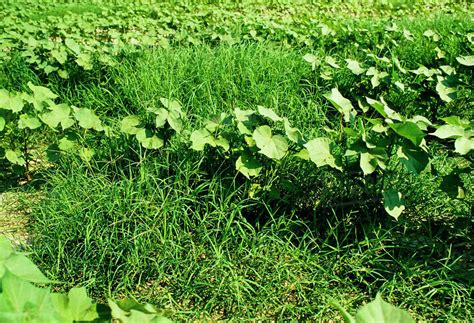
[252,125,288,160]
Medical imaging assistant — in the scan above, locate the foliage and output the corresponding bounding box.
[0,236,170,322]
[333,294,415,323]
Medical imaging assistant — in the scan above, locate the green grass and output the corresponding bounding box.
[25,45,471,320]
[0,0,472,321]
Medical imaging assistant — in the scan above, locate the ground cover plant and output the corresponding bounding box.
[0,0,473,321]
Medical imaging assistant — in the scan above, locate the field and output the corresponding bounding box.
[0,0,473,321]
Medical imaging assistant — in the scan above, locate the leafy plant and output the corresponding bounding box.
[332,294,415,323]
[0,236,170,322]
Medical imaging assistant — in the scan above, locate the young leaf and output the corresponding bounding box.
[235,152,262,178]
[190,128,213,151]
[52,287,98,322]
[397,145,429,174]
[456,56,474,66]
[73,107,103,131]
[388,122,425,146]
[5,150,25,166]
[355,294,415,322]
[454,137,474,155]
[324,88,357,122]
[121,115,141,135]
[345,59,365,75]
[360,152,377,175]
[18,114,41,129]
[304,137,342,171]
[27,82,58,102]
[431,125,465,139]
[303,53,318,70]
[76,53,93,70]
[154,108,168,128]
[167,108,183,133]
[283,118,304,145]
[252,125,288,160]
[383,190,405,220]
[159,98,182,111]
[65,38,81,55]
[40,103,74,130]
[257,105,282,122]
[3,253,51,283]
[0,116,5,132]
[325,56,340,68]
[135,128,163,149]
[436,77,457,102]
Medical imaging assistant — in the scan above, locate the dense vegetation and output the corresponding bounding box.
[0,0,472,321]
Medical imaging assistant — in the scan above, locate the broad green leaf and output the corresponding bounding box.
[431,125,465,139]
[304,137,342,171]
[154,108,168,128]
[383,190,405,220]
[121,115,141,135]
[439,65,456,75]
[40,103,74,130]
[365,97,402,121]
[397,145,429,174]
[408,116,432,131]
[17,114,41,129]
[436,78,456,102]
[159,98,182,111]
[325,56,340,68]
[73,107,103,131]
[294,148,310,160]
[58,137,76,151]
[366,67,388,88]
[235,152,262,178]
[454,137,474,155]
[0,236,13,260]
[65,38,81,55]
[52,287,98,322]
[51,49,67,64]
[234,108,256,135]
[303,53,318,70]
[345,59,365,75]
[108,298,171,323]
[135,128,164,149]
[0,91,24,113]
[441,116,469,127]
[423,29,440,41]
[388,122,425,146]
[324,88,357,122]
[360,152,377,175]
[190,128,213,151]
[79,147,95,162]
[167,108,183,133]
[58,69,69,79]
[456,55,474,66]
[4,253,51,283]
[204,112,230,132]
[76,53,93,70]
[27,82,58,102]
[5,150,25,166]
[257,105,282,122]
[0,116,5,132]
[440,174,465,199]
[0,272,57,322]
[283,118,304,145]
[252,125,288,160]
[355,294,415,322]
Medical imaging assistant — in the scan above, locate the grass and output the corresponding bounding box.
[25,45,472,320]
[0,0,472,321]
